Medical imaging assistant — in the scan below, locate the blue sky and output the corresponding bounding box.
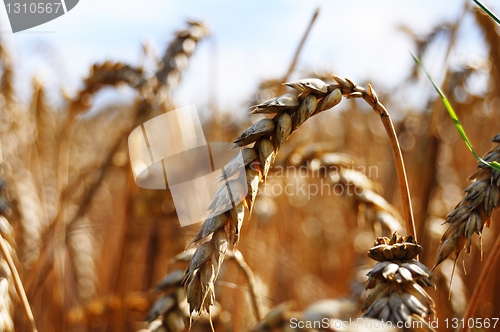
[0,0,497,113]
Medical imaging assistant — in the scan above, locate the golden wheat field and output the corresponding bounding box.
[1,1,500,331]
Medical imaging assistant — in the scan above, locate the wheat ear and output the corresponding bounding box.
[362,233,435,331]
[184,75,414,317]
[144,249,259,331]
[434,134,500,268]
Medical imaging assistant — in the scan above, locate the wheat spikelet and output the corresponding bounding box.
[143,254,204,331]
[0,169,38,332]
[362,233,435,332]
[433,134,500,268]
[182,75,408,319]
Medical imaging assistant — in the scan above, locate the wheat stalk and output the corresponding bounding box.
[183,75,414,319]
[433,134,500,268]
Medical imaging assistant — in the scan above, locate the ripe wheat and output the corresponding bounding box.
[182,75,413,319]
[362,233,435,332]
[434,134,500,268]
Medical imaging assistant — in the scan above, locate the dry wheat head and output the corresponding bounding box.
[362,233,435,332]
[182,75,395,318]
[434,134,500,268]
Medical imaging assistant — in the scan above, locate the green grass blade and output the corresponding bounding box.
[473,0,500,25]
[411,51,500,172]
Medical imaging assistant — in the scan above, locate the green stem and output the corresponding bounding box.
[411,51,500,172]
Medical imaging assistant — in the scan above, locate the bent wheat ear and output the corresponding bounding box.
[183,75,411,319]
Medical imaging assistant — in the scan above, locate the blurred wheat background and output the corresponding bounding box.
[1,0,500,331]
